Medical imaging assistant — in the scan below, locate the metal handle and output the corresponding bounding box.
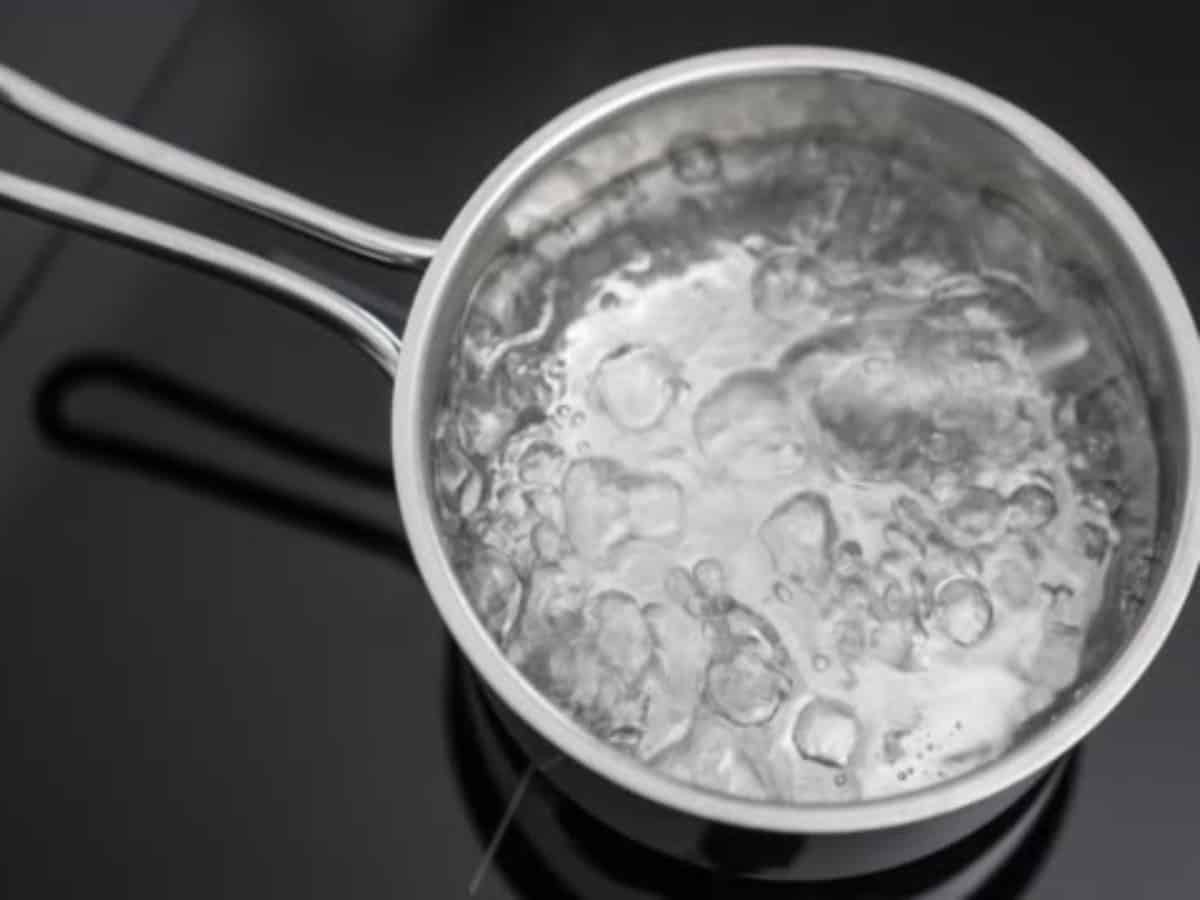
[0,63,439,268]
[0,170,405,374]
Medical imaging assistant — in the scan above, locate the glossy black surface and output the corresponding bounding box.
[3,2,1198,897]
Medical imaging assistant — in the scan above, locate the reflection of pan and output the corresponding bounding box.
[450,649,1076,897]
[3,48,1197,878]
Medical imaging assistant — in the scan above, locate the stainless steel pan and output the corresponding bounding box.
[3,47,1197,879]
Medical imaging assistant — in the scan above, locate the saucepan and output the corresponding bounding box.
[2,48,1197,880]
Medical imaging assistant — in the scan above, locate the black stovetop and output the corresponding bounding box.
[4,3,1198,897]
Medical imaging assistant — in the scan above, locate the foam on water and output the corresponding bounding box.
[432,138,1154,804]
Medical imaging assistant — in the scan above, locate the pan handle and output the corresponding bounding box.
[0,63,439,269]
[0,170,405,375]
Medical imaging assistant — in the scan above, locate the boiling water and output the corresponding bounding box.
[432,138,1157,804]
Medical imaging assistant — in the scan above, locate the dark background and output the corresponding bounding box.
[2,2,1197,897]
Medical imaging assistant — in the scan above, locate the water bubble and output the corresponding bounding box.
[1075,379,1143,455]
[870,582,915,621]
[522,640,574,701]
[892,496,936,540]
[740,233,772,255]
[1081,430,1116,463]
[990,558,1036,608]
[458,469,484,518]
[920,539,960,584]
[869,620,913,668]
[930,277,1041,337]
[597,290,624,310]
[751,251,824,324]
[467,252,539,338]
[1117,541,1156,619]
[461,548,524,646]
[979,279,1043,335]
[1083,480,1124,516]
[772,582,795,605]
[496,483,529,522]
[838,577,875,611]
[434,439,472,505]
[1025,622,1084,694]
[812,653,831,672]
[876,549,911,583]
[724,605,791,669]
[884,524,924,558]
[931,578,993,646]
[793,698,860,768]
[550,642,649,749]
[944,486,1006,541]
[518,440,565,484]
[692,591,736,619]
[524,565,588,636]
[883,729,907,764]
[664,725,768,800]
[931,272,988,303]
[638,673,697,762]
[1047,584,1086,629]
[810,361,925,479]
[873,209,972,279]
[692,557,726,597]
[606,722,646,753]
[705,652,789,726]
[928,471,961,504]
[759,491,838,586]
[694,370,806,480]
[532,520,566,563]
[664,566,699,606]
[603,170,650,216]
[971,195,1043,288]
[667,135,723,184]
[834,773,848,787]
[833,540,865,578]
[834,617,867,660]
[923,429,957,464]
[956,548,983,579]
[625,250,656,275]
[592,344,678,432]
[825,177,894,260]
[645,601,708,672]
[457,402,516,458]
[526,487,563,528]
[561,457,684,559]
[592,590,653,677]
[561,458,633,558]
[1078,522,1110,561]
[789,179,846,245]
[627,475,686,542]
[1007,483,1058,531]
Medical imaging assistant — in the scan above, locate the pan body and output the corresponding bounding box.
[391,46,1199,856]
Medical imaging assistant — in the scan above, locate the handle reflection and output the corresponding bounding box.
[34,353,413,567]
